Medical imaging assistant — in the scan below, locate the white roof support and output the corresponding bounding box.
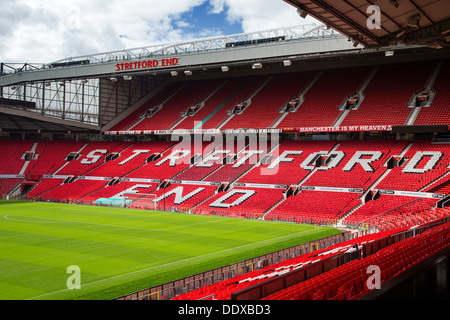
[0,24,352,87]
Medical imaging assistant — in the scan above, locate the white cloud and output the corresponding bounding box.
[0,0,321,63]
[214,0,319,32]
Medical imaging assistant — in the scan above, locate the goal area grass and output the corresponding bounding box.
[0,200,342,300]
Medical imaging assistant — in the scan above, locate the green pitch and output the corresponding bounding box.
[0,200,342,300]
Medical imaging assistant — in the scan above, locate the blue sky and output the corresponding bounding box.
[0,0,320,63]
[178,2,243,37]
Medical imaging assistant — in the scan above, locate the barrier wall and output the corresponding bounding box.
[114,232,349,300]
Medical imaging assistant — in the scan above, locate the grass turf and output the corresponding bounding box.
[0,200,342,300]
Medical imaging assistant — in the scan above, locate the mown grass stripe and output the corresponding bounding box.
[0,200,342,300]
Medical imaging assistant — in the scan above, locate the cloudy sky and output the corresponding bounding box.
[0,0,320,64]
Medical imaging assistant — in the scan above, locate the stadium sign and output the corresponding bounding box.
[378,189,446,199]
[115,57,179,72]
[104,128,281,135]
[301,186,363,193]
[283,125,393,133]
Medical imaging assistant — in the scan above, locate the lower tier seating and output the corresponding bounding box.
[263,220,450,300]
[343,195,439,230]
[193,187,285,219]
[266,190,362,225]
[171,227,409,300]
[37,179,109,203]
[132,183,219,211]
[0,178,21,196]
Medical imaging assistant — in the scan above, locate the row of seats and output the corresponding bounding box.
[0,140,34,174]
[36,179,109,203]
[3,139,450,192]
[304,139,410,189]
[376,139,450,191]
[263,220,450,300]
[343,195,442,231]
[132,183,219,211]
[278,67,371,128]
[106,60,448,133]
[171,227,409,300]
[340,61,435,127]
[414,61,450,125]
[3,139,450,214]
[266,190,362,225]
[239,140,338,186]
[194,187,285,217]
[131,79,225,131]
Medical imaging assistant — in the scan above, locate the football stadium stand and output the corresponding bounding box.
[1,11,450,300]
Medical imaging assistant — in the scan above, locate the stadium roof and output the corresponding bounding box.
[0,103,99,133]
[284,0,450,48]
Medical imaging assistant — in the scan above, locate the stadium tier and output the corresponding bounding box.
[340,61,436,127]
[1,138,449,226]
[103,60,449,134]
[262,220,450,301]
[170,226,410,300]
[1,57,450,301]
[277,66,372,128]
[265,189,362,225]
[412,61,450,125]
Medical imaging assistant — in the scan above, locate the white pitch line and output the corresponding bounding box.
[27,226,320,300]
[2,214,218,233]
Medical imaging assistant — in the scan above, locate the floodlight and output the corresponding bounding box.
[389,0,399,8]
[297,8,308,19]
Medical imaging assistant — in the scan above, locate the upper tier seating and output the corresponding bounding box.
[129,79,225,131]
[341,61,434,126]
[221,72,315,129]
[105,60,448,132]
[172,77,258,130]
[110,82,185,131]
[413,61,450,125]
[199,76,270,130]
[278,66,372,128]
